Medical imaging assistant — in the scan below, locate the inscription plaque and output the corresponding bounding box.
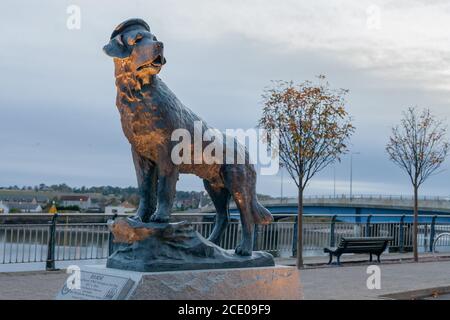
[56,270,134,300]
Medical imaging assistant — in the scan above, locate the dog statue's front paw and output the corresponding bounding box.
[149,213,170,223]
[235,242,252,256]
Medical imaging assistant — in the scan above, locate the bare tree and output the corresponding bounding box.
[259,76,355,268]
[386,107,449,262]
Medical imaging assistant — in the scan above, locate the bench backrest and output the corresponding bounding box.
[336,237,393,252]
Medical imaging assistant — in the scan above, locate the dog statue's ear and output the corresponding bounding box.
[103,35,131,58]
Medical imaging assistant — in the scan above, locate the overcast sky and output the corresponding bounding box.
[1,0,450,197]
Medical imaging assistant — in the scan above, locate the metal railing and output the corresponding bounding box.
[433,232,450,253]
[2,213,450,268]
[0,222,110,266]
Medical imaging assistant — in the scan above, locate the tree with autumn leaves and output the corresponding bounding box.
[259,76,355,268]
[386,107,449,262]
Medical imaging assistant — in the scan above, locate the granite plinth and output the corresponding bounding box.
[56,265,303,300]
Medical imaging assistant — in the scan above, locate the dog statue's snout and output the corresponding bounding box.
[131,38,166,72]
[138,39,164,56]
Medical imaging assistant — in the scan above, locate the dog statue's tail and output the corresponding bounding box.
[251,199,273,225]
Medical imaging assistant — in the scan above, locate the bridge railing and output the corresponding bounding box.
[303,194,450,201]
[258,194,450,205]
[2,213,450,268]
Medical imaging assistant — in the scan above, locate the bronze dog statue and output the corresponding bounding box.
[103,18,272,255]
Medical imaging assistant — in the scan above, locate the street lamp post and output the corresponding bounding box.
[333,166,336,198]
[350,152,360,200]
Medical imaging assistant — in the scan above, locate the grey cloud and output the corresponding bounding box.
[0,0,449,197]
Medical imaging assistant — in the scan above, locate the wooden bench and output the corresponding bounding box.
[324,237,393,265]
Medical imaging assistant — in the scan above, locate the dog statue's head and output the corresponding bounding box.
[103,18,166,78]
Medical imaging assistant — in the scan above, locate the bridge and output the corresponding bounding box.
[200,195,450,222]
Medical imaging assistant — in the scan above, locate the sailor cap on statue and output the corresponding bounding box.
[110,18,150,39]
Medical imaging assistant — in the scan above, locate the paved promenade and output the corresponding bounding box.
[280,251,450,266]
[1,254,450,299]
[0,270,67,299]
[302,260,450,299]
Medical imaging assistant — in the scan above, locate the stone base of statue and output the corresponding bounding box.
[106,217,275,272]
[55,217,303,300]
[56,264,303,300]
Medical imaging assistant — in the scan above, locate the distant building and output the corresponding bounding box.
[0,201,9,214]
[60,195,92,209]
[105,201,136,214]
[198,191,211,209]
[0,194,49,205]
[4,202,43,213]
[174,199,194,210]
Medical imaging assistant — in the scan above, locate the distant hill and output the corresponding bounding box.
[0,184,277,211]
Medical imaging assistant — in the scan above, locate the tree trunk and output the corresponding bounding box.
[413,185,419,262]
[296,186,304,269]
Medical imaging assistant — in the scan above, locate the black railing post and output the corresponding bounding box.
[355,208,362,224]
[46,213,58,271]
[108,213,118,256]
[399,215,405,253]
[429,215,437,252]
[292,215,298,257]
[365,214,372,237]
[330,215,337,247]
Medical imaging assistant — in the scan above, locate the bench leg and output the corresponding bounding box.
[369,253,373,262]
[327,253,333,265]
[377,254,381,263]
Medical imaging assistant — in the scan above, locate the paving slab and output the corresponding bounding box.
[0,270,67,300]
